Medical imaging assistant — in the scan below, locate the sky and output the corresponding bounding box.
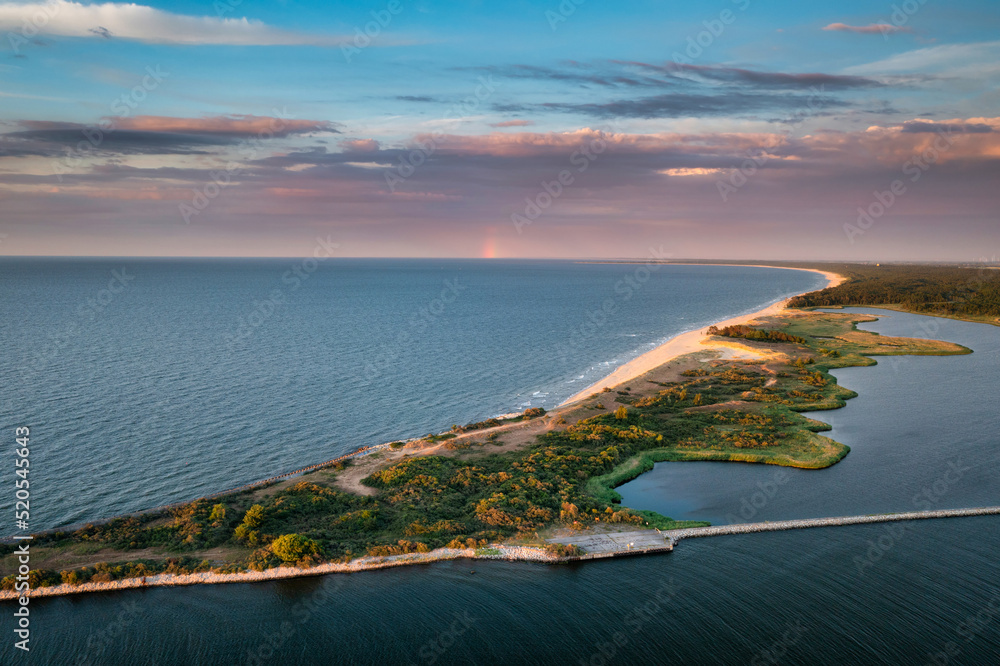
[1,0,998,260]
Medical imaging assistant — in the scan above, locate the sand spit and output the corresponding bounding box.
[560,266,844,405]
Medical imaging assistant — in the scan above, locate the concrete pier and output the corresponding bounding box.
[665,506,1000,543]
[545,507,1000,559]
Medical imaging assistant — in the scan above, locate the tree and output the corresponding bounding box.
[241,504,265,529]
[271,534,320,563]
[614,406,628,420]
[209,504,226,526]
[234,504,266,545]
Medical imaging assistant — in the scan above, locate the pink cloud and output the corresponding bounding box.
[340,138,381,153]
[111,114,337,136]
[799,117,1000,165]
[489,120,535,128]
[821,22,911,35]
[412,128,789,158]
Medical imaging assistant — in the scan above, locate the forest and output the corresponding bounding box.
[785,263,1000,321]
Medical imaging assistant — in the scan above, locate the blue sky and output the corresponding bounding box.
[1,0,999,259]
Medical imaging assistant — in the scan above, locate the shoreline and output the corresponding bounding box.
[9,265,843,543]
[0,545,562,601]
[560,266,845,406]
[2,264,846,600]
[9,503,999,600]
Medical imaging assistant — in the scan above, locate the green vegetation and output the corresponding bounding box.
[451,408,546,434]
[786,263,1000,324]
[0,309,973,590]
[707,324,808,344]
[271,534,321,563]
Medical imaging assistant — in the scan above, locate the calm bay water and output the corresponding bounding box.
[617,308,1000,524]
[2,266,999,665]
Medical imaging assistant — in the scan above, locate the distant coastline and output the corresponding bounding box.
[561,266,843,405]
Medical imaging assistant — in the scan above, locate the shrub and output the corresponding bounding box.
[208,504,226,526]
[271,534,321,563]
[545,543,584,557]
[707,325,807,344]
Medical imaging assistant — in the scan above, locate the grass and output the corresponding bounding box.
[2,309,972,590]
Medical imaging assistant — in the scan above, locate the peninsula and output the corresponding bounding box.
[0,266,984,598]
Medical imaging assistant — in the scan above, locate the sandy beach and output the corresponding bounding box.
[560,266,845,405]
[1,264,845,601]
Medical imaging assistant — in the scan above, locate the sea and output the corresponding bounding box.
[2,260,998,665]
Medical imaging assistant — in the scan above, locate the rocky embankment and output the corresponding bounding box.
[666,506,1000,542]
[0,544,557,601]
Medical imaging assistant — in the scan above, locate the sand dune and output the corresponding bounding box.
[561,266,843,405]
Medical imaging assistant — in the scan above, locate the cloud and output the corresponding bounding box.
[899,119,994,133]
[822,22,910,35]
[528,91,848,120]
[340,138,381,152]
[461,60,889,123]
[110,115,338,136]
[658,167,727,176]
[4,117,999,262]
[485,59,884,92]
[619,60,884,90]
[843,41,1000,76]
[490,120,535,128]
[404,128,788,161]
[467,63,667,88]
[1,114,338,159]
[0,0,356,46]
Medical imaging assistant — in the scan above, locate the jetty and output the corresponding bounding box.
[548,506,1000,559]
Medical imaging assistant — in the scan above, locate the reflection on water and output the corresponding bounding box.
[618,308,1000,526]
